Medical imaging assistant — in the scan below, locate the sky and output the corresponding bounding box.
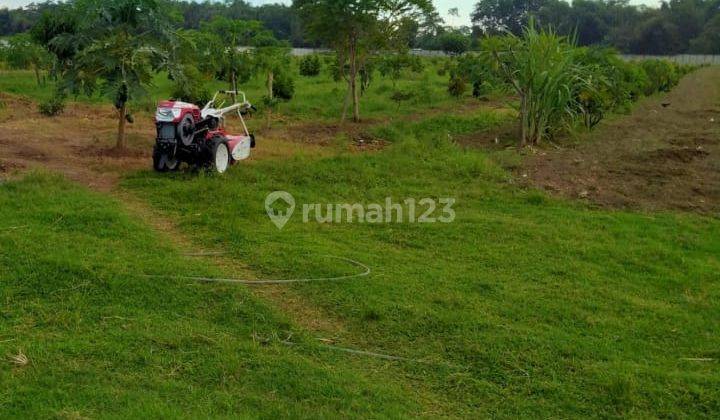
[1,0,665,27]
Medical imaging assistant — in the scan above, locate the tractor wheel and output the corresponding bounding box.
[153,149,180,172]
[208,138,230,174]
[177,114,195,146]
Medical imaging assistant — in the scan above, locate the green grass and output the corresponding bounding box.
[121,117,720,417]
[2,64,719,417]
[0,174,433,417]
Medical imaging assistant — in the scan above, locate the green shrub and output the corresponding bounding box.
[412,74,434,103]
[641,59,680,94]
[272,71,295,100]
[452,53,503,98]
[299,54,321,76]
[448,73,467,98]
[38,95,65,116]
[572,47,646,125]
[390,89,414,108]
[328,58,344,81]
[170,65,212,105]
[483,27,592,145]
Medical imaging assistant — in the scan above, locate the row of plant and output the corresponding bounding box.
[0,17,694,149]
[443,26,695,146]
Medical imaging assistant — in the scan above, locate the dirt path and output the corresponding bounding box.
[523,66,720,214]
[116,191,349,337]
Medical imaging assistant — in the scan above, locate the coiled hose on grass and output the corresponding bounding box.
[141,255,371,285]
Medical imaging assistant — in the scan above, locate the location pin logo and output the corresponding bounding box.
[265,191,295,230]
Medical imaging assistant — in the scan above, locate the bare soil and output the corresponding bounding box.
[0,93,153,190]
[521,66,720,214]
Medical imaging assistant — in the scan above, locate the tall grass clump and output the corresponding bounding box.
[483,25,593,146]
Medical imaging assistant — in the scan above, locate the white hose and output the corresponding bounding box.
[141,255,371,285]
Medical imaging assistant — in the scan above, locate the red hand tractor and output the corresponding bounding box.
[153,90,256,173]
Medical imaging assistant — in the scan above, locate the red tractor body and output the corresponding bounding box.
[153,92,255,173]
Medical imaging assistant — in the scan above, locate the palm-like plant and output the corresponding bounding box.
[50,0,175,150]
[484,24,593,146]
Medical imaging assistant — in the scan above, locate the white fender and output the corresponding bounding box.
[231,137,251,161]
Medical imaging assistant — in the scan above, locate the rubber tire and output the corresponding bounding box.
[153,149,180,172]
[209,139,230,174]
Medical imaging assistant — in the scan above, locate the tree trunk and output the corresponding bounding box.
[349,40,360,123]
[116,103,127,150]
[266,71,274,128]
[231,72,238,103]
[352,72,360,123]
[33,66,41,87]
[341,87,351,122]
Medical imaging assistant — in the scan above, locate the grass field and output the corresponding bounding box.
[0,174,430,417]
[1,63,720,417]
[120,115,720,417]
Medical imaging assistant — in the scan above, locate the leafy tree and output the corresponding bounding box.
[41,0,177,150]
[294,0,435,122]
[201,17,265,92]
[664,0,706,51]
[6,0,720,54]
[170,64,212,105]
[377,53,422,86]
[299,54,322,76]
[2,33,52,86]
[631,15,683,54]
[30,3,83,78]
[472,0,547,35]
[439,31,471,55]
[690,14,720,53]
[252,33,294,126]
[567,0,610,46]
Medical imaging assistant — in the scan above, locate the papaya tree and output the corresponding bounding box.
[37,0,177,150]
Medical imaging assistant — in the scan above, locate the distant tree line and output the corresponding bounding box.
[471,0,720,54]
[0,1,306,45]
[1,0,719,54]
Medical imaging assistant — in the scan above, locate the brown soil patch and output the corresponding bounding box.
[0,92,155,191]
[0,159,25,174]
[522,66,720,214]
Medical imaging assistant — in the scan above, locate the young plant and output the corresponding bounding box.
[252,34,293,127]
[484,25,591,146]
[299,54,322,76]
[38,0,177,150]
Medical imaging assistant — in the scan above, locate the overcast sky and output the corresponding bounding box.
[0,0,665,26]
